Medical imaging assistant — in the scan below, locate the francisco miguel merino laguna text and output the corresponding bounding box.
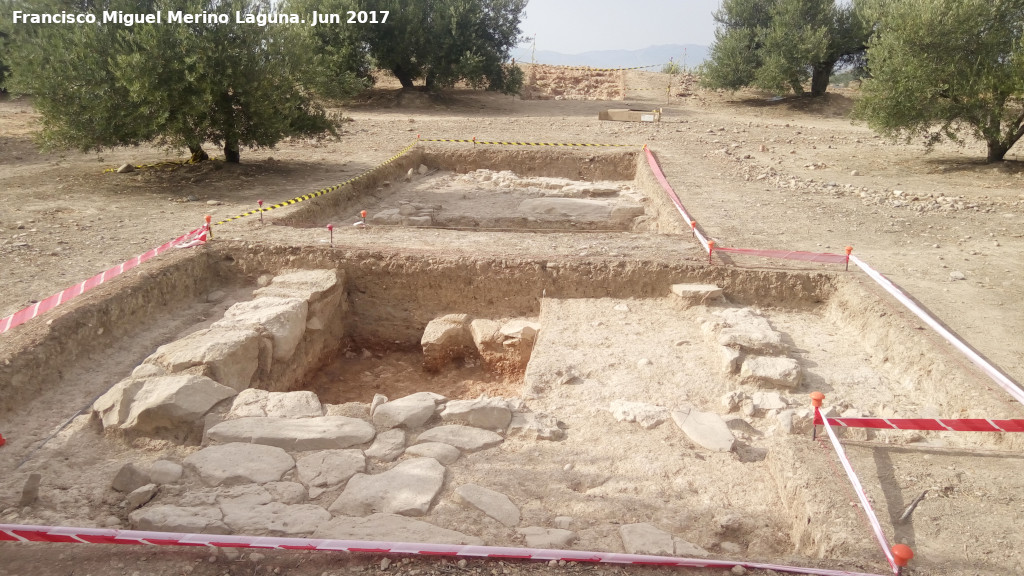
[10,10,390,26]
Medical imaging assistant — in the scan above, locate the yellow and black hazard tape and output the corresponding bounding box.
[212,141,417,227]
[530,64,660,72]
[417,138,637,148]
[103,158,220,173]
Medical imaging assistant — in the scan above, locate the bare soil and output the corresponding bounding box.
[1,68,1023,576]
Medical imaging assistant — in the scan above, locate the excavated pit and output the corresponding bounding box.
[2,242,1022,575]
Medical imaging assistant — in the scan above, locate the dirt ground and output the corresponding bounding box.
[1,68,1023,576]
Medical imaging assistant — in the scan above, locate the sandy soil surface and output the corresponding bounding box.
[1,68,1023,576]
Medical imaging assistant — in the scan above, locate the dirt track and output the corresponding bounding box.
[1,69,1023,576]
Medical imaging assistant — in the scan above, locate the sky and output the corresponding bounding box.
[517,0,721,54]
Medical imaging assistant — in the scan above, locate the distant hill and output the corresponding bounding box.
[510,44,708,70]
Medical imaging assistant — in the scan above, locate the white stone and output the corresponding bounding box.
[265,391,323,418]
[499,319,541,341]
[365,429,406,462]
[671,408,735,452]
[145,327,261,392]
[112,463,152,493]
[93,377,148,430]
[719,346,741,374]
[129,505,229,534]
[619,523,674,555]
[253,269,342,329]
[130,363,166,379]
[721,391,745,413]
[228,388,270,418]
[670,284,724,304]
[469,319,504,353]
[370,393,388,416]
[184,443,295,486]
[213,297,308,362]
[370,209,403,225]
[120,375,237,433]
[507,412,565,441]
[553,516,573,530]
[206,416,375,451]
[415,425,503,452]
[329,458,445,517]
[751,391,789,411]
[222,502,330,536]
[404,442,461,465]
[296,450,366,497]
[373,392,445,429]
[314,513,482,545]
[149,460,184,484]
[609,400,669,429]
[712,308,787,355]
[454,484,520,527]
[740,356,802,389]
[619,523,708,557]
[441,397,512,430]
[421,314,474,370]
[518,527,575,548]
[126,484,158,510]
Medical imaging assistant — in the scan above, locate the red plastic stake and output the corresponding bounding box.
[0,433,6,447]
[689,220,696,238]
[810,391,825,439]
[360,210,367,226]
[892,544,914,575]
[708,240,715,264]
[258,199,264,223]
[204,215,212,239]
[326,224,334,245]
[845,246,853,271]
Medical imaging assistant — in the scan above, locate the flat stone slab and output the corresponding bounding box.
[314,513,482,545]
[740,356,802,389]
[365,428,406,462]
[373,392,444,429]
[184,442,295,486]
[404,442,461,465]
[670,283,724,304]
[129,505,229,534]
[213,297,308,362]
[206,416,375,451]
[296,450,366,498]
[454,484,520,527]
[441,397,513,431]
[619,522,708,557]
[507,412,566,441]
[229,389,324,419]
[222,502,330,536]
[253,269,341,303]
[518,198,614,220]
[119,374,237,434]
[329,457,445,517]
[518,526,576,548]
[144,327,261,392]
[671,408,735,453]
[415,425,503,453]
[609,400,669,429]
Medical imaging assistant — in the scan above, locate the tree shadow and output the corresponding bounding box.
[726,92,856,118]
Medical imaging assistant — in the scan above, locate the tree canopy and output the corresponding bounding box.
[854,0,1024,162]
[701,0,868,97]
[10,0,334,162]
[287,0,525,94]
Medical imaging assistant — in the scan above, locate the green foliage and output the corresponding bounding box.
[10,0,334,161]
[701,0,869,97]
[349,0,526,93]
[854,0,1024,162]
[662,61,682,75]
[285,0,372,100]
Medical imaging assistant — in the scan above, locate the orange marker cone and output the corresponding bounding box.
[892,544,913,575]
[810,391,825,439]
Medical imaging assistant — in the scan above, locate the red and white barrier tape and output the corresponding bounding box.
[849,255,1024,407]
[644,147,710,252]
[0,524,887,576]
[0,226,207,335]
[818,412,898,574]
[816,416,1024,433]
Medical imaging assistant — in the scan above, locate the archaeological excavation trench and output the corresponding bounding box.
[2,147,1022,575]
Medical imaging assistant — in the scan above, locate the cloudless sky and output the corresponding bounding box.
[517,0,722,54]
